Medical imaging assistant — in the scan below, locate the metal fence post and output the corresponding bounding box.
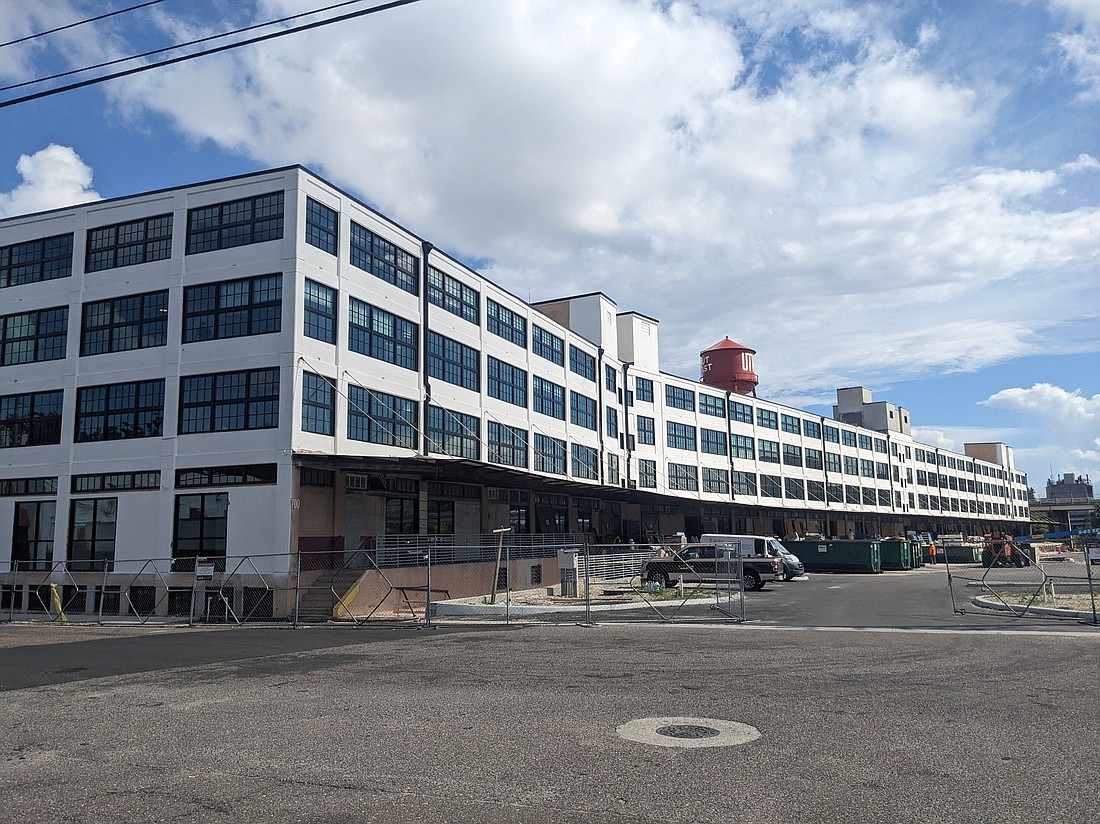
[1085,547,1098,626]
[425,542,432,628]
[293,551,302,627]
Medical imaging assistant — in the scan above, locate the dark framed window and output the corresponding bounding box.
[781,414,800,434]
[842,430,857,447]
[0,390,63,448]
[427,266,479,324]
[427,406,480,459]
[823,424,839,443]
[347,387,417,448]
[667,422,696,451]
[605,407,618,438]
[634,377,654,403]
[828,483,844,503]
[179,368,279,434]
[844,456,859,475]
[758,439,779,463]
[75,379,164,442]
[569,345,596,381]
[173,493,228,561]
[878,489,892,507]
[826,452,842,473]
[426,500,455,535]
[1,233,73,288]
[703,468,729,494]
[805,448,823,470]
[385,498,417,535]
[183,274,281,342]
[186,191,283,254]
[807,480,826,502]
[760,475,782,497]
[80,290,167,355]
[0,477,58,496]
[302,372,335,435]
[348,298,418,370]
[668,463,698,491]
[700,395,725,418]
[486,298,526,347]
[175,464,277,487]
[862,488,877,506]
[638,459,657,488]
[876,461,890,480]
[730,400,752,423]
[71,472,159,493]
[701,428,727,455]
[605,365,617,392]
[571,443,598,480]
[487,357,527,408]
[607,453,620,485]
[846,485,861,504]
[757,408,778,429]
[732,470,756,496]
[874,437,888,454]
[731,434,754,460]
[860,459,875,478]
[533,434,567,475]
[487,421,527,467]
[11,500,55,570]
[427,331,479,391]
[532,326,564,365]
[305,197,338,254]
[569,391,596,429]
[1,306,67,365]
[636,415,655,445]
[68,497,117,571]
[803,419,821,439]
[783,444,803,466]
[349,221,418,295]
[858,434,873,450]
[86,214,172,272]
[785,478,805,500]
[665,385,695,411]
[533,377,565,420]
[304,280,336,343]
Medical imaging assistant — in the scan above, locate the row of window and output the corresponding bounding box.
[0,369,280,448]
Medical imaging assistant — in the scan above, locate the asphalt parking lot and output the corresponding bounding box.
[2,568,1098,824]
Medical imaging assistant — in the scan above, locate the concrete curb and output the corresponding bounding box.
[971,594,1100,622]
[431,593,741,616]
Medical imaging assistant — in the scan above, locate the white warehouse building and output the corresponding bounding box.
[0,166,1030,619]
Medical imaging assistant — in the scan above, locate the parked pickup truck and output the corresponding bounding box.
[640,544,781,591]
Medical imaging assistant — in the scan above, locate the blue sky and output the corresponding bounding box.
[2,0,1098,494]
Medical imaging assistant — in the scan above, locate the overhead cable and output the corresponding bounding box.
[0,0,426,109]
[0,0,169,49]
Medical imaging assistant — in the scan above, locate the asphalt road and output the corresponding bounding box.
[2,567,1098,824]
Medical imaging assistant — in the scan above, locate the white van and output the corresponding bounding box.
[699,534,805,581]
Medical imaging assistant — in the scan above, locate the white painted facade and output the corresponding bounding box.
[0,165,1030,589]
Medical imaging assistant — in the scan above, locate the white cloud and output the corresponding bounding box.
[0,145,100,218]
[981,384,1100,483]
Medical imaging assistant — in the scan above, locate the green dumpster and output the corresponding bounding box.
[940,543,981,564]
[782,540,882,573]
[879,540,912,571]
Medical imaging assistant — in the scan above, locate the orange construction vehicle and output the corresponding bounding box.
[981,532,1033,568]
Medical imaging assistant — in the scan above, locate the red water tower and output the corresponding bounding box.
[700,337,758,396]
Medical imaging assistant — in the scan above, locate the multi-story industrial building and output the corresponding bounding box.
[0,166,1030,616]
[1029,474,1096,532]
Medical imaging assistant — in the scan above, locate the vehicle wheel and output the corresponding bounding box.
[647,570,670,588]
[783,571,797,581]
[743,570,762,591]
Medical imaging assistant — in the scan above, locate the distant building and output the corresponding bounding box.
[0,165,1031,618]
[1030,474,1097,532]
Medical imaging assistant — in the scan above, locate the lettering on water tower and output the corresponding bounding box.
[700,354,712,378]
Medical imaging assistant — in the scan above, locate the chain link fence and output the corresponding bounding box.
[943,537,1099,624]
[1,536,767,626]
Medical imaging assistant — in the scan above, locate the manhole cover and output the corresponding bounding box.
[656,724,721,739]
[617,716,761,748]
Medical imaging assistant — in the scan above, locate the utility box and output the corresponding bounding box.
[558,548,579,597]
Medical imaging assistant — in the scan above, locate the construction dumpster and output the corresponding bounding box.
[879,540,913,571]
[940,543,981,564]
[781,540,882,573]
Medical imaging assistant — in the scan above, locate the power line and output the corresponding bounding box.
[0,0,169,49]
[0,0,373,94]
[0,0,427,110]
